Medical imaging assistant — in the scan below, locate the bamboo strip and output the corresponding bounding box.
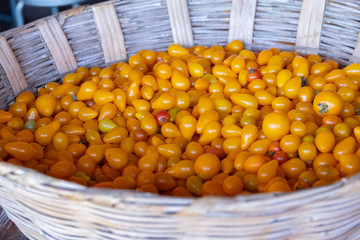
[228,0,257,44]
[1,162,360,239]
[57,5,88,26]
[92,2,127,63]
[0,37,27,93]
[166,0,194,46]
[353,32,360,58]
[296,0,326,49]
[37,17,78,74]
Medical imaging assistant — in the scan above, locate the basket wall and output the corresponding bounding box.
[0,0,360,239]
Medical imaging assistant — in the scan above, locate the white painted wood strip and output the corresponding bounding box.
[166,0,194,47]
[296,0,327,49]
[0,37,27,93]
[92,2,127,63]
[37,17,78,74]
[228,0,257,44]
[353,32,360,58]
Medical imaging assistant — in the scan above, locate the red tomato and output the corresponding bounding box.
[268,141,281,155]
[155,110,170,126]
[132,129,148,142]
[205,146,225,159]
[247,68,262,82]
[272,151,288,165]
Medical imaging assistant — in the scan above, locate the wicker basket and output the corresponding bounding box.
[1,0,360,239]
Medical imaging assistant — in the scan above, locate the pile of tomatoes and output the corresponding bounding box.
[1,40,360,196]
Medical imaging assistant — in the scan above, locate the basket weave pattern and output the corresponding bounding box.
[1,0,360,239]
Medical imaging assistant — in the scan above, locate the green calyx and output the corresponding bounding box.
[318,103,329,115]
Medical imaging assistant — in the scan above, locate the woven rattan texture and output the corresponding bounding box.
[62,9,103,68]
[1,164,360,239]
[1,0,360,239]
[253,0,302,46]
[8,25,58,88]
[0,65,12,105]
[189,0,231,47]
[113,1,173,55]
[319,0,360,64]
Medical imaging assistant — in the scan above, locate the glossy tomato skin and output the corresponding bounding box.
[132,129,148,142]
[247,68,262,82]
[206,146,225,159]
[155,110,170,126]
[313,90,344,116]
[5,42,360,196]
[262,112,290,141]
[268,141,281,155]
[272,151,288,165]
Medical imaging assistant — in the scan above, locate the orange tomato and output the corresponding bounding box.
[313,90,343,116]
[104,148,128,169]
[35,94,56,117]
[230,93,258,109]
[280,134,301,154]
[257,160,278,184]
[157,143,182,159]
[179,115,197,141]
[4,141,34,161]
[262,112,290,141]
[339,154,360,176]
[194,153,220,180]
[333,137,356,161]
[241,124,258,150]
[223,175,243,196]
[35,120,60,146]
[244,154,266,173]
[281,158,306,179]
[166,160,195,180]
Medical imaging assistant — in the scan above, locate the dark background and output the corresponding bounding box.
[0,0,105,32]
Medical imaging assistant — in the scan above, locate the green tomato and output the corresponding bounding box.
[99,118,117,133]
[168,107,180,122]
[24,120,36,130]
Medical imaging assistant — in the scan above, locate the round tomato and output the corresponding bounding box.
[155,110,170,126]
[268,141,281,155]
[313,90,344,116]
[262,112,290,141]
[132,129,148,142]
[247,68,262,82]
[194,153,221,180]
[272,150,288,165]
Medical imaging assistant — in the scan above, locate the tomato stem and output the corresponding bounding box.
[318,103,329,115]
[301,76,307,87]
[71,94,78,102]
[249,68,254,74]
[295,185,305,190]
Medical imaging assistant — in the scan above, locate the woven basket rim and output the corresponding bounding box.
[0,3,358,205]
[0,161,356,204]
[2,1,360,238]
